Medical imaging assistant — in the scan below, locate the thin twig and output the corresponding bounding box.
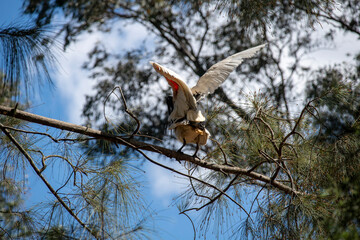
[249,183,268,214]
[247,160,268,173]
[278,98,318,156]
[253,116,280,153]
[0,123,99,239]
[211,137,231,166]
[180,173,251,220]
[55,171,74,194]
[254,116,275,140]
[104,86,141,137]
[2,125,88,143]
[270,166,281,182]
[133,134,163,142]
[188,168,212,201]
[260,149,293,187]
[117,86,141,136]
[0,226,13,239]
[179,211,196,240]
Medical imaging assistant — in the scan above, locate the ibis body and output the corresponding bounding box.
[150,44,266,154]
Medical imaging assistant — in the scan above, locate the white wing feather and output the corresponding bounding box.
[150,61,205,122]
[149,61,187,85]
[191,44,266,96]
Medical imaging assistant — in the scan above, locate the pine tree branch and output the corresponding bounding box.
[0,25,57,95]
[0,123,100,239]
[0,226,12,239]
[295,4,360,37]
[0,105,304,196]
[180,173,242,215]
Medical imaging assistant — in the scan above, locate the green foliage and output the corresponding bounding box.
[306,64,360,141]
[175,85,360,239]
[0,178,37,239]
[0,24,57,97]
[319,121,360,239]
[42,226,74,239]
[322,174,360,239]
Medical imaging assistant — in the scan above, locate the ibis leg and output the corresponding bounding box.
[192,143,200,158]
[177,138,186,153]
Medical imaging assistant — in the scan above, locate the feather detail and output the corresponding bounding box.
[174,124,210,145]
[150,61,198,122]
[186,109,205,122]
[191,44,266,96]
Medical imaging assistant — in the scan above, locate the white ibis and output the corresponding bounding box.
[150,44,266,155]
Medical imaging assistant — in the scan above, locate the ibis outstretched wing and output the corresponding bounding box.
[191,44,266,96]
[150,61,203,122]
[150,61,196,108]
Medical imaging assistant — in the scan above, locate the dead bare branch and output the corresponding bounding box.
[181,173,244,217]
[103,86,141,136]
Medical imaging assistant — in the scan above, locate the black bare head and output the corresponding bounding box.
[165,95,174,116]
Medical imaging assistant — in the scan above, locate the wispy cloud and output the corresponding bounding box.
[145,159,188,206]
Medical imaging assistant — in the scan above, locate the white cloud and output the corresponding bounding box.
[54,21,152,124]
[302,24,360,68]
[144,153,215,207]
[145,159,188,206]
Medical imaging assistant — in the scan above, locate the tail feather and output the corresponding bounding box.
[187,109,205,122]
